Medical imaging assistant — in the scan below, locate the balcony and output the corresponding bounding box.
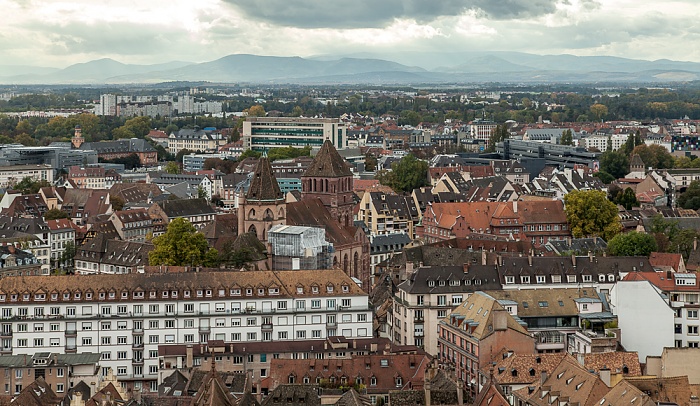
[199,326,210,332]
[65,330,76,336]
[414,331,424,337]
[326,321,337,328]
[65,345,77,353]
[132,342,143,349]
[261,323,273,331]
[0,330,12,337]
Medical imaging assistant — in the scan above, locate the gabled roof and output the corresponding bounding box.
[157,198,215,218]
[246,157,284,201]
[303,140,352,178]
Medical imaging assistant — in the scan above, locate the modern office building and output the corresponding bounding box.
[243,117,347,151]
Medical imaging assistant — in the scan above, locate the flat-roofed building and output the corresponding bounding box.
[243,117,347,151]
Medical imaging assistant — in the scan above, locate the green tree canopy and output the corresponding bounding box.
[246,105,266,117]
[377,154,428,193]
[44,208,69,221]
[607,231,657,256]
[486,124,509,153]
[611,187,639,210]
[678,180,700,210]
[239,149,262,160]
[631,144,674,169]
[164,161,180,174]
[564,190,622,241]
[12,176,50,194]
[148,218,218,267]
[559,129,573,145]
[599,150,629,179]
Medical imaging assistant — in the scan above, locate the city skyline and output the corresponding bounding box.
[3,0,700,68]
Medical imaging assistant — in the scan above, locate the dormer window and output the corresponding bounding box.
[99,292,105,300]
[197,290,203,297]
[327,285,334,293]
[342,285,349,293]
[258,289,265,296]
[312,286,319,294]
[428,281,435,287]
[297,287,304,294]
[22,294,29,301]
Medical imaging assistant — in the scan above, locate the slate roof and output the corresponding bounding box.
[81,138,155,154]
[157,198,215,218]
[303,140,353,178]
[246,157,283,201]
[399,265,501,294]
[262,385,321,406]
[110,183,162,204]
[286,199,356,247]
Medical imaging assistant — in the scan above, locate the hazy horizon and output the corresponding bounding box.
[3,0,700,69]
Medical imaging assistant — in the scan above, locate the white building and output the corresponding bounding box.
[0,164,53,189]
[243,117,347,151]
[609,280,674,362]
[581,133,629,152]
[0,270,372,393]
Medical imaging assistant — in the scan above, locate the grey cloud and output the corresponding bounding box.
[225,0,567,29]
[32,22,188,57]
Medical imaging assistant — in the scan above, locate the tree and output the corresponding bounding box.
[607,231,657,256]
[364,154,378,172]
[12,176,50,194]
[678,180,700,210]
[175,148,194,163]
[621,131,643,155]
[165,161,180,174]
[148,218,218,267]
[564,190,622,241]
[612,187,639,210]
[377,154,428,193]
[486,124,509,153]
[631,144,673,169]
[44,208,69,221]
[246,105,266,117]
[110,195,125,211]
[590,103,608,121]
[593,171,615,184]
[239,149,262,160]
[197,185,208,200]
[203,158,237,174]
[560,129,573,146]
[599,150,629,179]
[15,133,36,146]
[60,241,76,271]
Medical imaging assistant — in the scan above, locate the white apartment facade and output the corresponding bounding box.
[580,133,629,152]
[0,164,53,189]
[0,270,372,393]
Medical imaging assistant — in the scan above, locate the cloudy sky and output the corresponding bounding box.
[3,0,700,68]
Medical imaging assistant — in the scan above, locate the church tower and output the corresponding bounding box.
[238,157,286,242]
[71,125,84,149]
[301,140,354,227]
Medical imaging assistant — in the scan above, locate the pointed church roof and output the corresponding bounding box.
[303,140,353,178]
[630,153,645,168]
[246,157,284,202]
[191,357,238,406]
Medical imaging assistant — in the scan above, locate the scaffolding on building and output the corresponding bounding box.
[268,225,333,270]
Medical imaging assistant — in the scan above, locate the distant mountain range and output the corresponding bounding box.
[3,52,700,85]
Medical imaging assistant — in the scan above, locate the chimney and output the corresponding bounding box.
[528,252,532,267]
[353,339,357,349]
[493,309,508,331]
[540,371,548,385]
[425,379,431,406]
[572,254,577,268]
[576,353,585,367]
[70,392,85,406]
[599,368,611,387]
[513,200,517,213]
[186,345,193,368]
[456,378,464,406]
[463,263,470,274]
[133,387,142,403]
[588,250,593,262]
[481,250,487,266]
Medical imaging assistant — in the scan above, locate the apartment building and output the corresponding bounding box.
[0,270,371,393]
[0,164,53,189]
[390,264,502,354]
[357,192,420,238]
[168,128,227,155]
[437,292,535,396]
[109,209,154,243]
[581,133,629,152]
[0,352,100,397]
[243,117,347,151]
[67,166,106,189]
[46,219,77,270]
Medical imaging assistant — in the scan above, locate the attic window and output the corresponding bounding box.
[428,281,435,287]
[529,368,535,376]
[342,285,349,293]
